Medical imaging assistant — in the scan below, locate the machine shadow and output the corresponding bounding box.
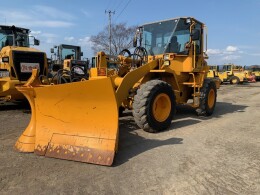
[114,117,183,166]
[212,102,248,117]
[0,100,30,112]
[114,101,248,166]
[175,101,248,120]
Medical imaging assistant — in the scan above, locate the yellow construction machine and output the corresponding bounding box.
[207,64,247,84]
[251,66,260,81]
[207,65,221,86]
[220,64,246,84]
[15,17,217,166]
[49,44,89,83]
[0,25,48,101]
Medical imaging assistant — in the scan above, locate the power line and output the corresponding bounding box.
[114,0,124,11]
[115,0,132,22]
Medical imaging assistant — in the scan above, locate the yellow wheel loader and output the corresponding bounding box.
[49,44,89,83]
[15,17,218,166]
[208,64,247,84]
[0,25,48,102]
[207,65,221,87]
[220,64,246,84]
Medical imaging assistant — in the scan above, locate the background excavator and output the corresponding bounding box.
[15,17,218,166]
[0,25,48,102]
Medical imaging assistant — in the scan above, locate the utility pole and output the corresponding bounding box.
[105,10,115,56]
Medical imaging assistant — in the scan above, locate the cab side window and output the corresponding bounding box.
[194,23,202,54]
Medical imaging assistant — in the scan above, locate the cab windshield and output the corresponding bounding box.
[60,45,81,60]
[223,65,232,71]
[252,67,260,71]
[0,28,29,49]
[209,66,218,70]
[61,48,76,60]
[142,18,191,55]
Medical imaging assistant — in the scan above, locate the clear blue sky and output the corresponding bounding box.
[1,0,259,65]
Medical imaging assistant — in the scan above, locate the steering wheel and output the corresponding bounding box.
[132,47,148,67]
[119,49,131,57]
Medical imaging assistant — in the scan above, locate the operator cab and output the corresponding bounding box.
[51,44,83,64]
[50,44,88,81]
[60,45,82,61]
[0,25,39,50]
[135,17,203,56]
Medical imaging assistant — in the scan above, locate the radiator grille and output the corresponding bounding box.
[12,51,45,81]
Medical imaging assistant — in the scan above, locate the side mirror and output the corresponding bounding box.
[191,29,200,41]
[80,52,83,56]
[50,48,54,53]
[34,38,40,46]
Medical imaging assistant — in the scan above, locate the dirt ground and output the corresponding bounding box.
[0,82,260,195]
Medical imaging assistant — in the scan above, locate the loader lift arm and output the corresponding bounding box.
[115,59,159,107]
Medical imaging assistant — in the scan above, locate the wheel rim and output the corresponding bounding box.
[152,93,171,122]
[231,78,237,84]
[208,89,215,109]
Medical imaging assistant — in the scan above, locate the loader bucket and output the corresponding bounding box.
[16,78,118,166]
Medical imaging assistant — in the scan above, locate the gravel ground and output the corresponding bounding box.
[0,82,260,195]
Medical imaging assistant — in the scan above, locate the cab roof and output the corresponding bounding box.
[141,17,204,26]
[0,25,30,34]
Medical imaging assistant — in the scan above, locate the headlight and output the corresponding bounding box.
[163,60,170,66]
[2,57,9,63]
[0,70,10,77]
[164,54,175,60]
[164,54,169,60]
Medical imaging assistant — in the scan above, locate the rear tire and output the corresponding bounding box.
[230,76,240,84]
[133,80,175,133]
[196,79,217,116]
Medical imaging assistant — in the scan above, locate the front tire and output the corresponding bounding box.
[230,76,240,84]
[196,79,217,116]
[133,80,175,133]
